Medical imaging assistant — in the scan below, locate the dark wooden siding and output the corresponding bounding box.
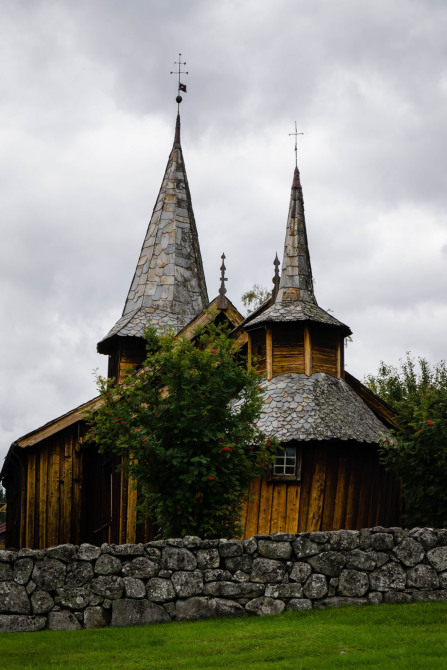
[241,442,400,535]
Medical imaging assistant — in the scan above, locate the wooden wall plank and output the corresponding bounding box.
[20,460,27,548]
[304,327,312,376]
[306,447,327,532]
[332,448,350,530]
[321,448,339,531]
[38,448,48,549]
[284,482,301,534]
[266,328,273,380]
[59,432,73,543]
[270,483,287,533]
[25,452,37,548]
[344,448,361,529]
[297,448,314,532]
[72,427,83,545]
[47,442,61,548]
[126,477,138,543]
[257,479,273,534]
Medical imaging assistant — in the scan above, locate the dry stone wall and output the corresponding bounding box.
[2,527,447,633]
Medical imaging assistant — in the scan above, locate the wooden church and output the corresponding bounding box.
[0,103,399,549]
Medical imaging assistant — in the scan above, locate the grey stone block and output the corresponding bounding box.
[48,611,81,630]
[122,557,159,578]
[369,563,406,591]
[176,597,244,621]
[407,564,439,589]
[123,577,146,599]
[303,574,328,599]
[308,551,346,577]
[196,549,220,570]
[289,562,312,583]
[13,559,33,585]
[203,581,264,598]
[111,599,170,627]
[0,614,46,633]
[258,540,292,560]
[171,571,203,597]
[286,598,312,610]
[46,544,77,563]
[94,554,122,575]
[32,558,66,591]
[393,538,425,567]
[146,578,176,603]
[0,581,31,614]
[245,597,285,616]
[161,547,197,571]
[84,606,110,629]
[251,558,285,583]
[31,589,54,614]
[338,570,369,597]
[90,575,124,599]
[427,546,447,572]
[78,544,101,561]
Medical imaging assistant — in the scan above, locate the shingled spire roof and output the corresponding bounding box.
[98,113,209,354]
[246,164,351,335]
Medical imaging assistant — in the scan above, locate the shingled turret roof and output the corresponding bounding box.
[245,165,351,335]
[256,373,388,443]
[98,114,208,354]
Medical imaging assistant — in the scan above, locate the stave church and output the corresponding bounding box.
[0,91,400,549]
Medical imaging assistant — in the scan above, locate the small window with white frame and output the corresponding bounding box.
[272,446,301,480]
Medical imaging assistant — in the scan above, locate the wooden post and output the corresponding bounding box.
[266,327,273,380]
[247,332,252,370]
[304,327,312,376]
[336,336,344,378]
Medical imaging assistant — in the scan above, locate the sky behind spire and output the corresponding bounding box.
[1,0,447,463]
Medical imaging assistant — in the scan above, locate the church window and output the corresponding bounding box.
[272,446,301,480]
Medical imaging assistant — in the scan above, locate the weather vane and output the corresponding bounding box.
[289,121,303,167]
[170,53,188,111]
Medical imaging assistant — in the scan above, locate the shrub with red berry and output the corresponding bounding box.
[87,321,278,539]
[367,354,447,527]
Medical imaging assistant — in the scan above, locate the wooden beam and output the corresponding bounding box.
[247,333,252,370]
[266,327,273,380]
[304,326,312,376]
[336,336,344,378]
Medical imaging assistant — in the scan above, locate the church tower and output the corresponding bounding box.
[241,158,399,536]
[97,112,208,381]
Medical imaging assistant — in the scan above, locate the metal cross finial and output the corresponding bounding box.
[217,253,229,310]
[272,253,281,303]
[170,53,189,111]
[289,121,303,167]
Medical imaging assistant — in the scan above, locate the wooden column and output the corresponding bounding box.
[247,333,252,370]
[266,327,273,380]
[336,336,344,378]
[304,327,312,376]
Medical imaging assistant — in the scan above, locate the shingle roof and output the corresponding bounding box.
[253,373,389,443]
[248,164,351,335]
[246,300,351,334]
[98,114,208,353]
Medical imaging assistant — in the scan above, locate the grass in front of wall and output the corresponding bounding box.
[2,601,447,670]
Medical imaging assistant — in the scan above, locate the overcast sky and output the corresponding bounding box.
[1,0,447,465]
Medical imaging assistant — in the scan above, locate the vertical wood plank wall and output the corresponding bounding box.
[7,425,152,549]
[241,442,400,536]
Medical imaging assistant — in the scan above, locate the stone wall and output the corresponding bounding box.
[2,527,447,633]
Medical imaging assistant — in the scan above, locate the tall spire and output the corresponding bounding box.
[275,164,316,304]
[98,113,208,354]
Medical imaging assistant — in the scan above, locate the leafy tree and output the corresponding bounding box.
[241,284,271,315]
[365,355,447,527]
[87,323,278,539]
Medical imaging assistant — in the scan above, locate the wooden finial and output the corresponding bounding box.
[217,253,228,310]
[272,253,280,302]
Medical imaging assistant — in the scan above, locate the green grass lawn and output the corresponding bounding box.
[1,602,447,669]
